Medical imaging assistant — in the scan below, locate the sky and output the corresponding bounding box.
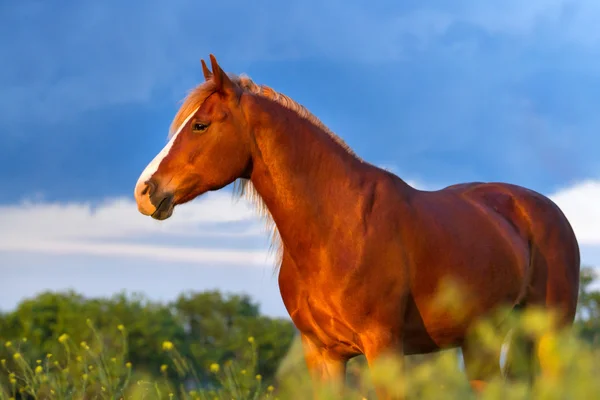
[1,0,600,318]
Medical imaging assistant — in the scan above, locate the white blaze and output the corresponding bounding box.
[136,107,200,189]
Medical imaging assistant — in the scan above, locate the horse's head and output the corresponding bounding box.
[134,55,253,220]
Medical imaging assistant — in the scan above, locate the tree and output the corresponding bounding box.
[0,289,296,388]
[575,266,600,344]
[172,290,295,384]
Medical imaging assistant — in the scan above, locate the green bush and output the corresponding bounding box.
[2,307,600,399]
[1,266,600,399]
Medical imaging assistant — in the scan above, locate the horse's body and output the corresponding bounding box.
[134,55,580,399]
[280,176,579,357]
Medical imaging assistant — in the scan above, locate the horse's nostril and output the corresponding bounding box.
[142,180,157,197]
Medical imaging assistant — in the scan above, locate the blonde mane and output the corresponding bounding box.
[169,73,361,272]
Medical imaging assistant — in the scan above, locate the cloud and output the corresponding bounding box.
[1,0,199,130]
[549,179,600,246]
[407,0,600,47]
[462,0,600,46]
[6,0,600,132]
[2,177,598,267]
[0,190,275,267]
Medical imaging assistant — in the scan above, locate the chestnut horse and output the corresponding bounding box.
[134,55,580,399]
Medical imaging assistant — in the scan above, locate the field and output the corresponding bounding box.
[2,267,599,399]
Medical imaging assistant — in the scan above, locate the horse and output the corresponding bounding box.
[133,55,580,399]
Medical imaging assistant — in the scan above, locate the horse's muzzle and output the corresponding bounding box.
[134,178,174,220]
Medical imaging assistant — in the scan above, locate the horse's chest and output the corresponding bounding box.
[288,293,364,358]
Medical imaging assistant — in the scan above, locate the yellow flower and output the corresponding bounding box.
[241,369,246,375]
[126,362,132,368]
[46,353,52,359]
[9,377,16,385]
[1,359,5,367]
[169,393,174,399]
[160,364,168,373]
[88,365,94,371]
[111,357,117,363]
[117,324,125,331]
[13,353,21,360]
[76,356,82,362]
[82,373,88,381]
[4,341,12,348]
[267,385,274,392]
[255,374,262,381]
[36,359,42,364]
[35,366,43,374]
[162,341,174,351]
[538,332,562,379]
[21,338,27,343]
[58,333,69,343]
[248,336,255,344]
[80,341,89,350]
[209,363,219,373]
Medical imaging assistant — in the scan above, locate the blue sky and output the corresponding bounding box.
[2,0,600,317]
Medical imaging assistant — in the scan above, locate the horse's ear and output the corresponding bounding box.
[200,59,212,81]
[209,54,239,98]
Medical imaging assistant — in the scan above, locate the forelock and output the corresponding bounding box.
[168,80,218,139]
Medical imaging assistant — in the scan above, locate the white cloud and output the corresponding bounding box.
[1,175,599,318]
[0,191,274,267]
[3,193,260,240]
[549,179,600,246]
[1,240,272,267]
[3,177,598,265]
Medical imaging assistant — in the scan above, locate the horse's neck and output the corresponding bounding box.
[247,99,365,266]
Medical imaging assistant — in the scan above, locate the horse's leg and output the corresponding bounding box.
[301,334,347,399]
[363,337,405,400]
[503,310,568,387]
[503,331,536,385]
[461,336,503,395]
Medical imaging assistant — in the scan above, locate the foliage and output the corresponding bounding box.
[0,321,276,400]
[1,320,133,399]
[575,266,600,344]
[0,289,295,398]
[0,266,599,399]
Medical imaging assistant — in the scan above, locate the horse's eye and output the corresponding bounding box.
[192,122,209,133]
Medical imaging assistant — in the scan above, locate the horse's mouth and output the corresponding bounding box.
[151,194,174,221]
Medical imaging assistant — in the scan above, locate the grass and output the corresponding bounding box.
[2,282,600,399]
[0,319,275,400]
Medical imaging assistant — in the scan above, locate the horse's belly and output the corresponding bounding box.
[402,242,529,352]
[402,293,468,354]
